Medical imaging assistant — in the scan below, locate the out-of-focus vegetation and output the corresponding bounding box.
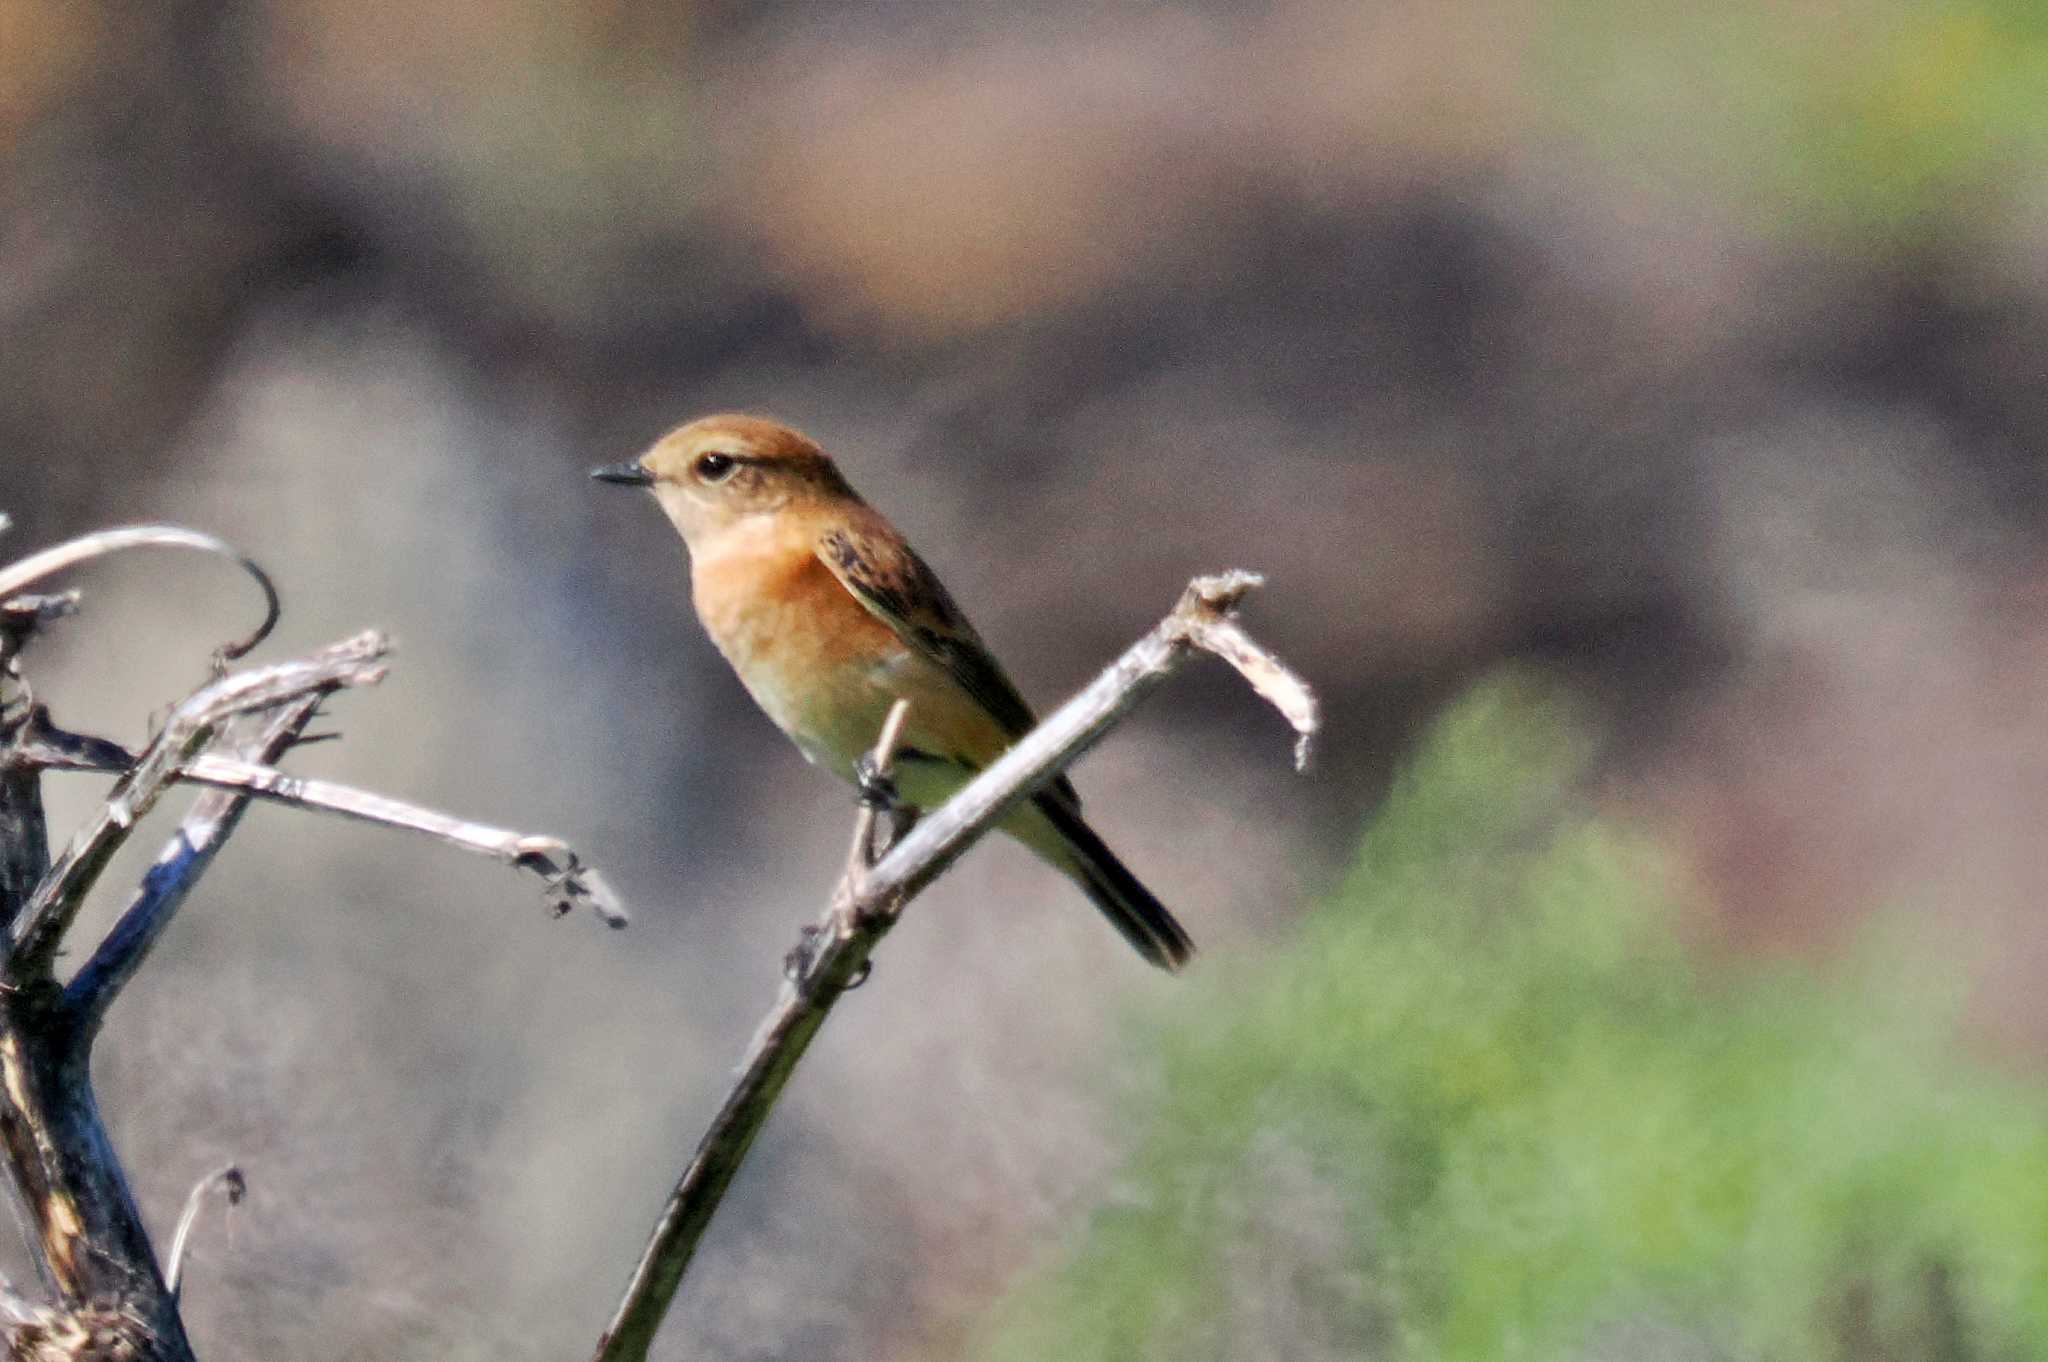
[14,0,2048,1355]
[1546,0,2048,239]
[965,679,2048,1361]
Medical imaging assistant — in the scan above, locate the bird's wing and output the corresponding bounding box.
[816,514,1079,802]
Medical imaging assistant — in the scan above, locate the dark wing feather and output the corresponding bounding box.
[817,519,1079,803]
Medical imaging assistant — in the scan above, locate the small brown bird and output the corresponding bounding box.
[593,414,1193,970]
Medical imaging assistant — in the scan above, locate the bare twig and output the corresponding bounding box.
[838,698,914,887]
[7,709,136,773]
[1,595,82,736]
[844,571,1310,916]
[6,632,389,981]
[0,594,80,644]
[169,757,630,928]
[163,1165,244,1300]
[64,698,327,1030]
[0,522,631,1358]
[0,643,371,1362]
[590,571,1315,1362]
[1177,588,1319,772]
[0,525,280,662]
[18,722,629,934]
[592,703,918,1362]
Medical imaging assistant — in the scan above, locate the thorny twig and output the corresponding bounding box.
[590,571,1316,1362]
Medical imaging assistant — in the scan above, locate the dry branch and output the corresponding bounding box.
[26,742,630,938]
[62,697,328,1031]
[0,520,632,1358]
[168,757,629,927]
[6,632,390,982]
[836,699,915,890]
[0,545,199,1357]
[590,571,1315,1362]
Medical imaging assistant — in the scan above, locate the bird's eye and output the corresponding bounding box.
[695,452,737,482]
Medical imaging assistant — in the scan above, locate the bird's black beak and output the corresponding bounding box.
[590,460,654,487]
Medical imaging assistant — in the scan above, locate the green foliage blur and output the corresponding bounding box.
[961,679,2048,1361]
[1545,0,2048,241]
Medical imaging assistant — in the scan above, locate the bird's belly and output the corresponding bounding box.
[891,750,977,808]
[693,544,1008,791]
[732,635,936,781]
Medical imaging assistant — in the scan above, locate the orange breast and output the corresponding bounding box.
[688,512,1023,781]
[690,520,913,755]
[695,535,892,668]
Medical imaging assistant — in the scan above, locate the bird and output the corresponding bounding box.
[591,413,1193,970]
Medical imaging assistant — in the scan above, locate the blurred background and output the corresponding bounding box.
[5,0,2048,1356]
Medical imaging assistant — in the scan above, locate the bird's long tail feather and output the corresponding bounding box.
[1028,793,1195,971]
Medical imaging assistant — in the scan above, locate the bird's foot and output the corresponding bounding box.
[854,753,899,811]
[782,923,875,989]
[784,924,822,981]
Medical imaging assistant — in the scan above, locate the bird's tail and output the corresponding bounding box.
[1022,793,1195,972]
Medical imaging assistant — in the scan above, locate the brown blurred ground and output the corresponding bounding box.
[6,0,2048,1357]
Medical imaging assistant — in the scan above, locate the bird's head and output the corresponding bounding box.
[592,414,856,548]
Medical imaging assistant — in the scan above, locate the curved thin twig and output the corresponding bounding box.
[1173,573,1319,771]
[164,1165,244,1299]
[0,526,280,661]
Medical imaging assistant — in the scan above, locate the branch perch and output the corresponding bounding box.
[838,698,914,891]
[590,570,1316,1362]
